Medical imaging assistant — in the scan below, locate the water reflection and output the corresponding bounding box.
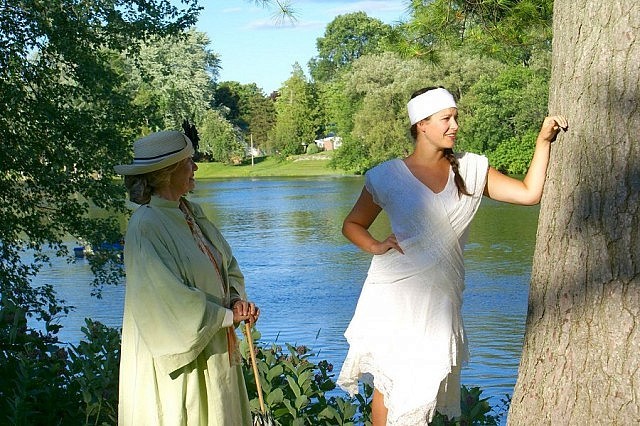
[39,176,537,421]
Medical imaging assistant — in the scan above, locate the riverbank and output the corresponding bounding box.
[194,152,351,178]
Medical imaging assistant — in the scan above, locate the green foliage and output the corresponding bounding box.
[239,327,372,425]
[126,29,220,131]
[68,319,122,425]
[269,64,319,157]
[0,297,121,425]
[328,51,424,173]
[456,65,549,156]
[317,79,360,138]
[213,81,277,153]
[199,109,246,164]
[306,142,320,154]
[0,298,77,424]
[242,90,278,152]
[213,81,244,125]
[403,0,553,66]
[1,0,199,352]
[431,385,508,426]
[309,12,393,83]
[329,134,371,175]
[488,131,538,174]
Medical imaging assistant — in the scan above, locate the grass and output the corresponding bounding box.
[194,152,351,178]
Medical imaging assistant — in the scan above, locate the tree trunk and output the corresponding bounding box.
[509,1,640,424]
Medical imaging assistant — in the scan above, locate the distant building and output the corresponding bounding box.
[314,135,342,151]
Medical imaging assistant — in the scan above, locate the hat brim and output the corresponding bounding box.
[114,143,194,175]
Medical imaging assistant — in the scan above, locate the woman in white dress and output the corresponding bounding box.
[336,87,568,425]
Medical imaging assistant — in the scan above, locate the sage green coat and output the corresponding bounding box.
[118,196,251,426]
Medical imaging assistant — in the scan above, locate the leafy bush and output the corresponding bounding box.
[306,142,320,154]
[0,296,78,425]
[67,319,121,425]
[431,385,510,426]
[0,299,120,425]
[239,326,372,425]
[487,131,537,174]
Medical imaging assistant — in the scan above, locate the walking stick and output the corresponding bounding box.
[244,322,276,426]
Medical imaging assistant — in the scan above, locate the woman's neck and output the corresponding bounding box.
[154,187,181,202]
[407,143,447,166]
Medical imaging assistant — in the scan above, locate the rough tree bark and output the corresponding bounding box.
[508,1,640,424]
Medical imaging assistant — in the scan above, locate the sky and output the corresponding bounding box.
[195,0,410,95]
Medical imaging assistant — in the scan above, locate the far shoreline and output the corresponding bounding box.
[194,152,354,179]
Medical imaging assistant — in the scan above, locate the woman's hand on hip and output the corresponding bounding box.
[371,234,404,255]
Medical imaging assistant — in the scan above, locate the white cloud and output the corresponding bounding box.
[220,7,243,13]
[246,18,325,31]
[328,0,406,15]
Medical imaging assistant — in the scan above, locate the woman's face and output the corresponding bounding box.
[420,107,459,149]
[168,157,198,197]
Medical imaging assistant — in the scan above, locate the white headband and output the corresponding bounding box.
[407,88,457,125]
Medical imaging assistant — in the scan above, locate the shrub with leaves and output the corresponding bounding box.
[487,131,538,175]
[239,327,372,425]
[0,298,121,425]
[430,385,510,426]
[67,319,121,425]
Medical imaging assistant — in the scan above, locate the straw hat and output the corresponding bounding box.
[114,131,194,175]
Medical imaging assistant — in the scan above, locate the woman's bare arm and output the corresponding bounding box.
[342,187,404,254]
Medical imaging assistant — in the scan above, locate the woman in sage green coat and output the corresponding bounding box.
[114,131,260,426]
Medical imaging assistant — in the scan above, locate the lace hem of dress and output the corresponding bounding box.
[337,352,447,425]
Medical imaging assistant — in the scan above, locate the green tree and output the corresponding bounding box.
[214,81,276,153]
[456,65,549,157]
[330,50,508,173]
[241,86,277,154]
[309,12,392,83]
[328,52,425,173]
[199,109,245,164]
[269,63,318,157]
[213,81,244,125]
[401,0,553,65]
[126,28,220,131]
[317,79,359,138]
[0,0,199,422]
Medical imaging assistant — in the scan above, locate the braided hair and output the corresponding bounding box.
[409,87,470,197]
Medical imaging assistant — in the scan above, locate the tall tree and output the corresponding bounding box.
[309,12,392,83]
[213,81,244,125]
[126,28,220,131]
[269,63,318,156]
[509,1,639,423]
[0,0,199,421]
[213,81,276,152]
[198,109,245,164]
[240,84,277,152]
[0,0,199,301]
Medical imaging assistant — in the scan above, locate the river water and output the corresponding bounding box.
[39,176,539,420]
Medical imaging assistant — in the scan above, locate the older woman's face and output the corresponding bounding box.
[168,157,198,197]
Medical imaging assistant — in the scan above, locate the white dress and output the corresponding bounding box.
[337,153,488,425]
